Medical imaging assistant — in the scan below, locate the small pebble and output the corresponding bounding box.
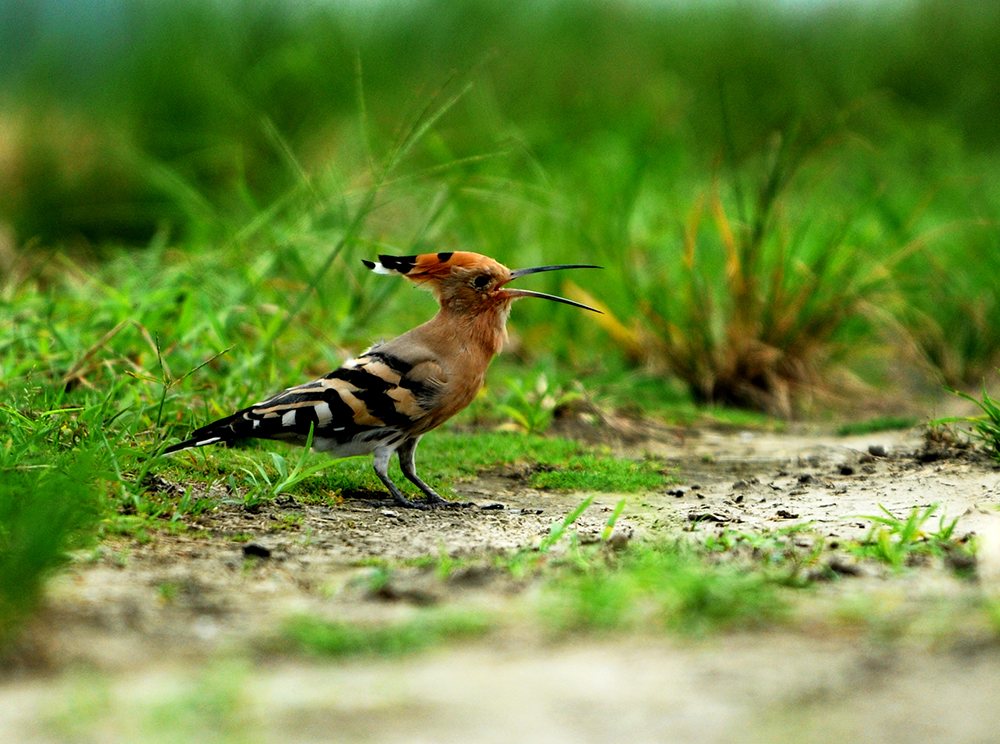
[827,556,863,576]
[242,543,271,559]
[607,529,631,551]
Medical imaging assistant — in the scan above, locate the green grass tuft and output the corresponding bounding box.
[281,611,491,658]
[850,504,970,571]
[0,401,109,650]
[836,416,919,437]
[954,383,1000,462]
[416,431,586,479]
[544,541,786,635]
[530,455,669,493]
[607,131,893,416]
[702,525,825,586]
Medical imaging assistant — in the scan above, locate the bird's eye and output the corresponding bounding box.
[472,274,492,290]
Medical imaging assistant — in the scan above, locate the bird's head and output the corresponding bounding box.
[363,251,601,316]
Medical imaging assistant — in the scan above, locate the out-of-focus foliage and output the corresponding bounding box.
[2,0,999,245]
[2,0,999,403]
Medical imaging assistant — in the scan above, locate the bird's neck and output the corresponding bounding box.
[431,303,510,360]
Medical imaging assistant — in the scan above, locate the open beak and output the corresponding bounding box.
[502,264,603,312]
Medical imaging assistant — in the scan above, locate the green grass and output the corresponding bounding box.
[895,227,1000,386]
[235,425,331,504]
[529,455,668,492]
[543,541,786,636]
[836,416,920,437]
[161,432,668,514]
[403,431,587,480]
[290,503,984,653]
[44,661,257,744]
[286,501,790,653]
[282,611,491,658]
[851,504,970,572]
[606,131,896,416]
[702,525,826,587]
[491,372,584,435]
[946,383,1000,462]
[0,399,109,647]
[283,543,789,655]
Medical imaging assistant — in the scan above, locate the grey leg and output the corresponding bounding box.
[397,437,453,505]
[372,446,428,510]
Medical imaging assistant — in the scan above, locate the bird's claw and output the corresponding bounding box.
[391,494,481,510]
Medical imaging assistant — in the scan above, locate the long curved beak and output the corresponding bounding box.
[503,264,603,313]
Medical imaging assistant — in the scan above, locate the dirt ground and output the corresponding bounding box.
[3,422,1000,743]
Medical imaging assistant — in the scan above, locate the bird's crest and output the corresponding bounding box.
[363,251,603,313]
[362,251,491,279]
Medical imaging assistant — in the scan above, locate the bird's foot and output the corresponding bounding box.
[420,493,476,509]
[390,492,432,510]
[391,491,480,510]
[386,485,500,510]
[424,497,503,510]
[387,490,462,510]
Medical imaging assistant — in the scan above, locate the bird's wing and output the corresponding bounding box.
[164,349,446,453]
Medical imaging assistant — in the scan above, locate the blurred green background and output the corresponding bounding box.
[2,0,1000,410]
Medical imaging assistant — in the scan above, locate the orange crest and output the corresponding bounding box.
[363,251,502,281]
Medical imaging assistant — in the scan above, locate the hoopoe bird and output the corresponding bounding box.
[163,252,600,509]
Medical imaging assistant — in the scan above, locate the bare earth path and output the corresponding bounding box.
[3,425,999,743]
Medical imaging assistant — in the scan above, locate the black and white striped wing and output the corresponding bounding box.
[164,350,444,456]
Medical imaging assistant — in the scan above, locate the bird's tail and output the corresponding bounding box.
[161,413,247,455]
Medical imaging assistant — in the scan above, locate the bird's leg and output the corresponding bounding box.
[397,438,470,508]
[372,446,428,510]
